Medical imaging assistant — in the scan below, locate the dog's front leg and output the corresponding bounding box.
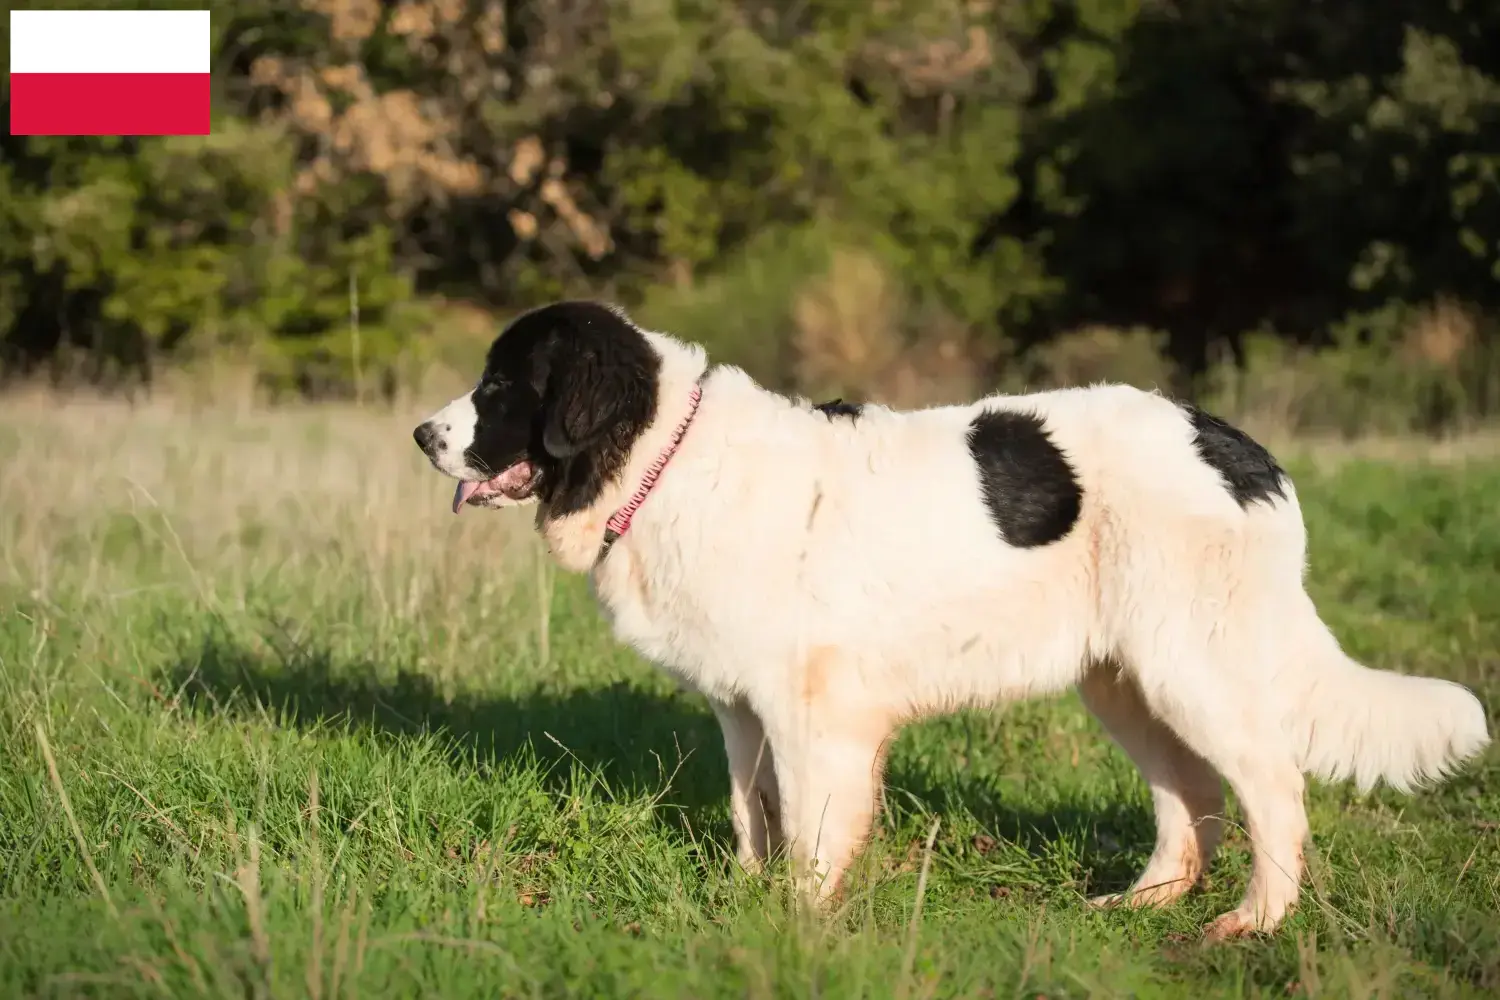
[709,697,784,872]
[762,705,894,906]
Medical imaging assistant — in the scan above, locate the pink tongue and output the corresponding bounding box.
[452,480,482,514]
[450,461,536,514]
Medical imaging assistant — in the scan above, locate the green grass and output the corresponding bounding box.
[1,398,1498,998]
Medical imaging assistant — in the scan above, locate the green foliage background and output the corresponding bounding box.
[2,0,1499,420]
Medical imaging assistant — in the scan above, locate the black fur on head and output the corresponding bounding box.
[469,301,661,517]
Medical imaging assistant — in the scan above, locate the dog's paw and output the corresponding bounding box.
[1202,908,1273,942]
[1088,878,1193,910]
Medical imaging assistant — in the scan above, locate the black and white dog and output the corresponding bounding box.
[413,301,1488,938]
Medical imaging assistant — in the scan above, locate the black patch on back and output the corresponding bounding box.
[813,398,863,420]
[1180,404,1287,509]
[468,301,661,517]
[966,410,1082,548]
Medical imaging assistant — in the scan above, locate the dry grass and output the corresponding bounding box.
[791,249,989,408]
[1272,427,1500,468]
[0,390,538,687]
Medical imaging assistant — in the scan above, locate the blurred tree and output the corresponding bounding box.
[1004,0,1500,375]
[0,0,1495,403]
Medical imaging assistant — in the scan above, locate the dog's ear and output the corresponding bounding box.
[538,335,656,460]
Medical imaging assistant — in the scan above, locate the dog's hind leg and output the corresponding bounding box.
[1123,633,1309,938]
[1079,662,1224,909]
[1097,499,1313,938]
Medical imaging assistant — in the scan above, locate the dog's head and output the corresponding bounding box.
[413,301,661,517]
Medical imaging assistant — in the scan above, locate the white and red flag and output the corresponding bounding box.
[10,9,211,136]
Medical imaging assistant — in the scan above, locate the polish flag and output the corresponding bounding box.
[10,9,211,136]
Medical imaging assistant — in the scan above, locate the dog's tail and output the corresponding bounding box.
[1286,605,1489,792]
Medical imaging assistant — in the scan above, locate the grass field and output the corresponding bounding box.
[1,393,1497,999]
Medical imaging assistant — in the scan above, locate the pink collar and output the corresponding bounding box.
[599,378,705,558]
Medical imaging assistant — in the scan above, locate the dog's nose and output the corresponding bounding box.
[413,421,443,454]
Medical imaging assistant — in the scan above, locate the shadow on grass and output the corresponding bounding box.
[884,764,1157,897]
[161,626,730,810]
[161,625,1150,895]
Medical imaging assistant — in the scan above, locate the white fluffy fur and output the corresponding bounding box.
[458,323,1491,939]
